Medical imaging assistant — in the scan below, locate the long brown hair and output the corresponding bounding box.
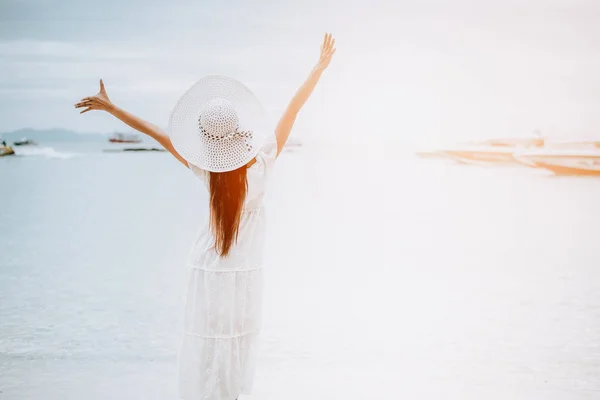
[209,166,248,257]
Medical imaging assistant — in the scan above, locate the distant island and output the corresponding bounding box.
[0,128,107,143]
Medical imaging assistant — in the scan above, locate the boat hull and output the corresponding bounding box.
[515,150,600,176]
[0,146,15,156]
[535,160,600,176]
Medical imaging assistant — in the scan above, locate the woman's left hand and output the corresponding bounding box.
[74,79,114,114]
[315,33,336,72]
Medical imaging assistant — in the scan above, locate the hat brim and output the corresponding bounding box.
[168,76,268,172]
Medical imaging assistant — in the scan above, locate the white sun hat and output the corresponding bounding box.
[168,75,269,172]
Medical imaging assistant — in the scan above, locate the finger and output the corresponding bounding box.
[330,38,336,52]
[99,79,105,92]
[325,32,332,51]
[75,101,92,108]
[80,107,93,114]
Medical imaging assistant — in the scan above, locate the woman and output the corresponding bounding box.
[75,33,336,399]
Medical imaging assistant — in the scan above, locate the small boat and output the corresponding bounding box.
[285,138,302,148]
[0,146,15,157]
[123,147,165,152]
[109,132,142,143]
[103,147,166,153]
[13,138,38,146]
[514,148,600,176]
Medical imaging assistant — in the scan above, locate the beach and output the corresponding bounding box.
[1,141,599,399]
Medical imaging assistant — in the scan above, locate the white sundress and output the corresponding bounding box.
[178,135,277,400]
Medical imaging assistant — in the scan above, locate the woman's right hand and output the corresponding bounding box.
[74,79,114,114]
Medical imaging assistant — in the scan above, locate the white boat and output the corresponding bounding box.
[514,148,600,176]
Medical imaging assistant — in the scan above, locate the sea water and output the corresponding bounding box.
[1,140,599,399]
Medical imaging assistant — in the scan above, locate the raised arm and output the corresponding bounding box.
[275,33,336,155]
[74,80,187,167]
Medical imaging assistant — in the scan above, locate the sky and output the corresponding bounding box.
[1,0,600,144]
